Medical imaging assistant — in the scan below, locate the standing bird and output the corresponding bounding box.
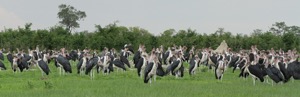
[265,58,285,85]
[37,55,50,78]
[215,60,226,80]
[265,66,285,84]
[112,57,127,72]
[189,55,200,75]
[144,51,158,84]
[244,64,265,85]
[198,50,209,67]
[136,52,148,77]
[278,60,289,82]
[285,58,300,81]
[144,62,157,84]
[56,55,72,75]
[163,48,174,66]
[12,56,20,73]
[19,57,29,71]
[77,54,88,75]
[120,47,131,68]
[98,54,111,74]
[133,51,141,68]
[7,52,13,68]
[165,52,184,78]
[156,62,165,76]
[208,53,218,70]
[228,54,240,68]
[107,52,115,73]
[85,57,101,79]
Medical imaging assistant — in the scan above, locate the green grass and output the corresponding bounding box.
[0,58,299,97]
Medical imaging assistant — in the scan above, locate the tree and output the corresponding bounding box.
[269,22,288,35]
[157,29,175,48]
[282,32,297,50]
[57,4,86,32]
[251,29,262,36]
[215,28,225,35]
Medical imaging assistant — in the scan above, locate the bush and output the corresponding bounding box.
[44,81,53,89]
[27,81,34,89]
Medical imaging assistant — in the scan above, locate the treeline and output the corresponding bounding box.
[0,22,299,52]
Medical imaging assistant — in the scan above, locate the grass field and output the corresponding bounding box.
[0,57,299,97]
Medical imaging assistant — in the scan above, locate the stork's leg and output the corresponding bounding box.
[57,67,59,75]
[193,70,196,75]
[103,68,105,75]
[266,77,270,84]
[41,71,44,78]
[140,69,143,79]
[221,75,223,81]
[82,69,84,76]
[105,68,108,75]
[90,71,92,80]
[90,69,94,80]
[93,69,95,79]
[80,69,82,76]
[252,77,256,86]
[63,69,65,75]
[207,65,210,72]
[107,69,110,75]
[154,75,156,82]
[92,69,94,80]
[71,61,74,66]
[243,71,247,80]
[81,69,84,76]
[104,68,108,75]
[59,67,62,76]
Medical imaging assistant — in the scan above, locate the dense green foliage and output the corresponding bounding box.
[0,22,299,52]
